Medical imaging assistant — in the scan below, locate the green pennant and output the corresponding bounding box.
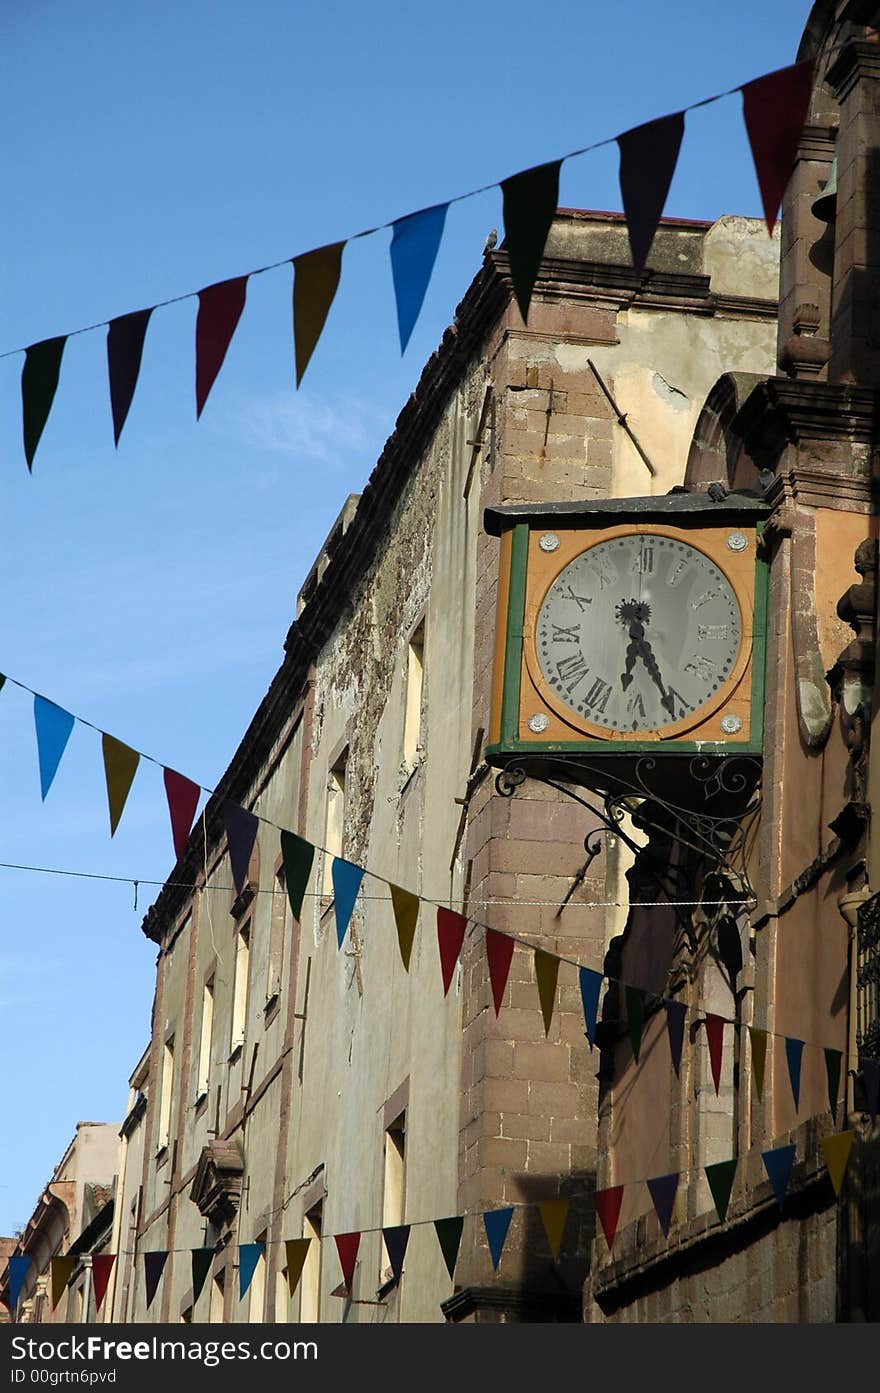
[22,336,66,470]
[625,984,645,1063]
[280,830,315,922]
[500,160,561,324]
[434,1216,464,1281]
[705,1158,737,1223]
[192,1248,213,1305]
[825,1048,842,1123]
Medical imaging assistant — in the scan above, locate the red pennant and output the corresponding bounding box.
[741,60,814,234]
[334,1232,360,1294]
[195,275,248,417]
[594,1186,624,1251]
[92,1254,116,1312]
[485,929,514,1016]
[437,908,467,996]
[164,768,201,863]
[705,1013,725,1095]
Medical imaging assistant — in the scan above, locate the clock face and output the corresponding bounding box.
[534,534,743,734]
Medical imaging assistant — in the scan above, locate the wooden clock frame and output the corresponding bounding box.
[485,496,769,763]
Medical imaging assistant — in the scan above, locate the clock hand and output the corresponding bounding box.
[636,633,677,718]
[619,617,644,692]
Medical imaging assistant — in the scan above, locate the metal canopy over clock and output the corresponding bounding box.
[485,493,769,768]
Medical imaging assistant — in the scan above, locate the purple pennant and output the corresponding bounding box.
[666,999,686,1077]
[33,695,75,800]
[107,309,152,445]
[579,966,602,1050]
[762,1144,796,1211]
[6,1255,31,1313]
[646,1173,679,1238]
[222,802,259,897]
[861,1056,879,1122]
[618,112,685,274]
[785,1037,804,1112]
[332,857,365,948]
[382,1225,410,1281]
[144,1251,169,1309]
[390,204,448,353]
[483,1207,514,1272]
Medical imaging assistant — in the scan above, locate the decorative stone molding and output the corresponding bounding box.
[190,1139,245,1228]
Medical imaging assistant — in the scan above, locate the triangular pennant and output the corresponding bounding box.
[534,948,560,1036]
[0,674,5,694]
[579,967,602,1050]
[741,59,814,234]
[625,984,645,1063]
[238,1243,264,1300]
[617,111,685,273]
[164,768,201,863]
[280,831,315,922]
[486,929,514,1015]
[437,907,467,996]
[434,1216,464,1281]
[594,1187,624,1251]
[334,1232,360,1294]
[861,1055,879,1121]
[820,1130,855,1197]
[191,1248,214,1305]
[107,308,152,445]
[222,801,259,897]
[331,857,364,948]
[390,204,448,353]
[390,883,420,971]
[285,1239,311,1298]
[483,1207,514,1272]
[382,1225,410,1281]
[92,1254,115,1312]
[749,1026,767,1100]
[824,1048,842,1123]
[34,695,75,800]
[705,1159,737,1224]
[500,160,561,323]
[22,336,66,470]
[666,999,686,1077]
[647,1173,679,1238]
[6,1255,30,1313]
[195,275,248,418]
[785,1036,804,1112]
[293,242,344,386]
[705,1014,725,1095]
[537,1198,569,1261]
[762,1143,796,1211]
[50,1255,74,1310]
[144,1251,169,1309]
[102,733,140,837]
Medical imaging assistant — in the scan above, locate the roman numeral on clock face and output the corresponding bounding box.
[583,676,612,713]
[555,652,590,694]
[563,586,593,611]
[551,623,579,644]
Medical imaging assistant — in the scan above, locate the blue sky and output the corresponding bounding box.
[0,0,812,1235]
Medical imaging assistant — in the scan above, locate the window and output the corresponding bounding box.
[249,1234,267,1322]
[230,923,251,1054]
[300,1204,322,1322]
[157,1037,175,1151]
[196,978,214,1101]
[381,1111,406,1277]
[322,750,348,897]
[403,622,425,766]
[209,1270,225,1324]
[267,865,288,1003]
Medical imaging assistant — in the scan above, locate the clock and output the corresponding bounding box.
[485,496,768,759]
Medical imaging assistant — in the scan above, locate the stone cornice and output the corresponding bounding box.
[827,38,880,101]
[797,122,838,162]
[734,377,879,471]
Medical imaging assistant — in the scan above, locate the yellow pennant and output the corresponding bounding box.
[285,1238,311,1298]
[538,1198,569,1261]
[293,242,344,385]
[50,1255,75,1309]
[749,1026,767,1100]
[820,1131,855,1196]
[534,948,560,1036]
[102,733,140,836]
[390,883,420,971]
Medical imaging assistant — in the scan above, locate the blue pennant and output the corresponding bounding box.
[7,1255,31,1313]
[390,204,448,353]
[483,1207,514,1272]
[238,1243,264,1300]
[762,1144,797,1211]
[332,857,365,948]
[579,966,602,1050]
[34,695,75,800]
[785,1037,804,1112]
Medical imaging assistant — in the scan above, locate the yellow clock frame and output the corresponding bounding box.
[485,497,769,761]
